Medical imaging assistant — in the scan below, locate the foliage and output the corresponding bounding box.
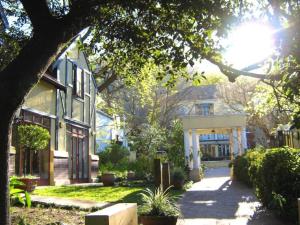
[233,147,266,186]
[127,154,154,180]
[130,123,166,157]
[233,147,300,222]
[9,176,31,208]
[256,147,300,220]
[165,120,185,169]
[171,167,186,182]
[17,124,50,151]
[98,143,129,165]
[139,187,180,217]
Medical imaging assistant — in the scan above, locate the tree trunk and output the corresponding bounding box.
[0,114,13,225]
[0,20,85,225]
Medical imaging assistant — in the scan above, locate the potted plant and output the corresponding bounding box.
[171,167,186,190]
[17,124,50,192]
[127,170,135,180]
[101,172,116,186]
[139,187,180,225]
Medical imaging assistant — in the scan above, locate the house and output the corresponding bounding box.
[95,110,128,153]
[176,85,248,159]
[175,84,248,181]
[9,37,99,185]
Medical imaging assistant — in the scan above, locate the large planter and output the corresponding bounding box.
[172,179,184,190]
[17,178,38,192]
[127,171,135,180]
[101,172,115,186]
[139,216,178,225]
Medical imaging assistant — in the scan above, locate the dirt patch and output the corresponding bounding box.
[11,207,86,225]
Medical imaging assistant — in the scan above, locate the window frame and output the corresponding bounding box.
[72,64,84,99]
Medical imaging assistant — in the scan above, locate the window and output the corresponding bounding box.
[195,103,214,116]
[72,64,84,98]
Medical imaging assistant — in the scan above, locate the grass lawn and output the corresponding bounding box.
[33,185,184,205]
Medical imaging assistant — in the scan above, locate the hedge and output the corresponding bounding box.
[233,147,300,222]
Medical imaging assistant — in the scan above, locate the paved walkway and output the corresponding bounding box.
[177,167,288,225]
[31,195,111,210]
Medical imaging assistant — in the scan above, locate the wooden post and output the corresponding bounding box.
[162,162,170,191]
[154,158,162,189]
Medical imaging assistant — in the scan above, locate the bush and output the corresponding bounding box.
[99,143,129,165]
[128,154,153,180]
[171,167,186,182]
[233,147,300,222]
[255,147,300,220]
[233,148,266,187]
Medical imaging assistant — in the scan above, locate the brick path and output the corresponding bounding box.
[177,167,289,225]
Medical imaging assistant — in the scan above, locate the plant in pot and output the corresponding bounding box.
[139,187,180,225]
[17,124,50,192]
[101,171,116,186]
[171,167,186,190]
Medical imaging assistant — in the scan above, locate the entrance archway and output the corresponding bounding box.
[182,114,247,182]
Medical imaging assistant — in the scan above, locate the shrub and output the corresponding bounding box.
[99,143,129,165]
[255,147,300,220]
[233,148,266,187]
[171,167,186,182]
[128,154,153,180]
[233,147,300,222]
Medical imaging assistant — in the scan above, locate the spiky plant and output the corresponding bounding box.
[138,187,180,217]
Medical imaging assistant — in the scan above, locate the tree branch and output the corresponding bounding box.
[208,58,269,79]
[20,0,54,31]
[97,72,118,92]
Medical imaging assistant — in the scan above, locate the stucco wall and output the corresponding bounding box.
[24,81,56,115]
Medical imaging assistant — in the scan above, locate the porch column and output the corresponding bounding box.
[229,129,234,160]
[242,127,248,151]
[191,129,200,182]
[183,130,191,167]
[237,127,243,156]
[232,128,239,157]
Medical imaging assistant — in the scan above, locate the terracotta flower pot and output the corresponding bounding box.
[139,216,178,225]
[17,178,38,192]
[101,173,115,186]
[127,171,135,180]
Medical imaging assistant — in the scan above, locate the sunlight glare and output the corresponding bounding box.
[224,22,275,69]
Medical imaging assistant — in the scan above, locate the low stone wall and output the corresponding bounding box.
[53,151,69,185]
[85,203,137,225]
[202,160,230,168]
[90,154,99,181]
[9,153,16,176]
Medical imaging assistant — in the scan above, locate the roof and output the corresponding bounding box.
[42,73,66,91]
[178,85,218,101]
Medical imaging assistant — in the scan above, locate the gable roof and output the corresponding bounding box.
[178,85,218,101]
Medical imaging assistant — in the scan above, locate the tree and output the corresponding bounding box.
[17,124,50,176]
[0,1,238,223]
[217,77,292,147]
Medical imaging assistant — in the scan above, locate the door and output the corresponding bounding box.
[67,125,89,182]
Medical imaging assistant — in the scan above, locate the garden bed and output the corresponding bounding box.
[11,206,86,225]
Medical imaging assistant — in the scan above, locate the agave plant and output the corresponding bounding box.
[139,187,180,217]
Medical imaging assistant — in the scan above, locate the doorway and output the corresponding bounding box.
[67,124,89,182]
